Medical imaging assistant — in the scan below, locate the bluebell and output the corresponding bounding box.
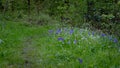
[74,40,77,44]
[78,58,83,64]
[56,29,61,34]
[113,38,118,43]
[58,37,64,41]
[101,33,106,37]
[70,29,74,34]
[92,32,94,36]
[48,30,53,34]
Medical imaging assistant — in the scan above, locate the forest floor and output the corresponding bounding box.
[21,36,39,68]
[0,21,120,68]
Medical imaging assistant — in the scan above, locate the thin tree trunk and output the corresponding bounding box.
[3,0,8,15]
[11,0,14,12]
[28,0,30,15]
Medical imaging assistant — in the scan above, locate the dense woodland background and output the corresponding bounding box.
[0,0,120,38]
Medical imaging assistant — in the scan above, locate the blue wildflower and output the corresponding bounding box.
[92,32,94,36]
[73,40,77,44]
[70,29,74,34]
[88,32,91,36]
[78,58,83,64]
[58,37,64,41]
[101,33,106,37]
[48,30,53,34]
[113,38,118,43]
[56,29,61,34]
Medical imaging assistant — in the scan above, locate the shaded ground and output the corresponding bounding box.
[22,36,37,68]
[0,21,119,68]
[7,36,41,68]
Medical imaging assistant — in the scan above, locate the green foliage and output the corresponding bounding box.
[0,16,120,67]
[0,0,120,67]
[42,0,87,26]
[40,27,120,68]
[101,14,115,20]
[84,0,120,38]
[118,1,120,6]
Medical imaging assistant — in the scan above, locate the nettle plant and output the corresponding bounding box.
[48,27,119,50]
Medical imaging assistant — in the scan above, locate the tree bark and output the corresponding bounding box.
[3,0,8,15]
[28,0,30,15]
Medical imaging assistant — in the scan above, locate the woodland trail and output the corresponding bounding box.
[20,36,42,68]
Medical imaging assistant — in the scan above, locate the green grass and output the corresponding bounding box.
[0,21,120,68]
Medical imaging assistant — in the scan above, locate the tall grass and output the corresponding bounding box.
[35,27,120,67]
[0,18,120,67]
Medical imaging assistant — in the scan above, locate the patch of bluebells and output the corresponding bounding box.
[78,58,83,64]
[56,29,62,34]
[48,30,53,34]
[92,32,95,36]
[101,33,119,43]
[101,33,106,37]
[48,28,120,65]
[70,29,74,34]
[92,32,119,43]
[58,37,64,41]
[48,28,119,46]
[73,40,77,44]
[113,38,118,43]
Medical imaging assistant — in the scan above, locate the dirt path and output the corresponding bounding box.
[21,36,40,68]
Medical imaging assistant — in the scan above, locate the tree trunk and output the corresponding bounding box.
[0,0,3,11]
[28,0,30,15]
[3,0,9,15]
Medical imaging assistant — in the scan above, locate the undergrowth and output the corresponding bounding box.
[0,19,120,68]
